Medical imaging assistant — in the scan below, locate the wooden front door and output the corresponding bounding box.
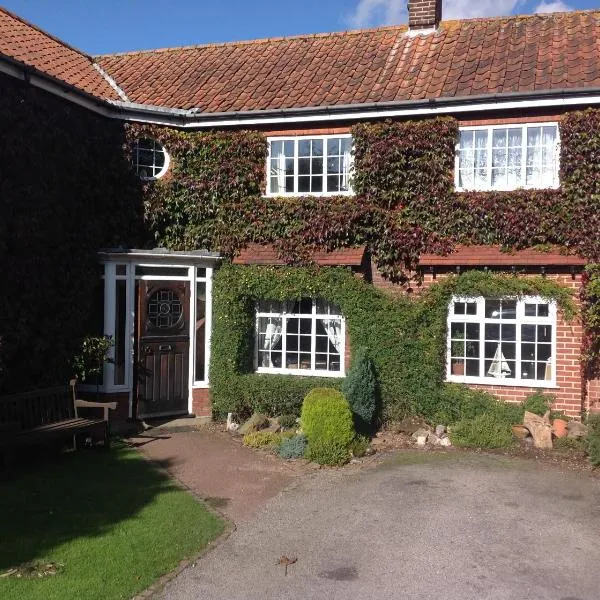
[137,281,190,417]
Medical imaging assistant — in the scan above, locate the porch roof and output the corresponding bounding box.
[99,248,222,263]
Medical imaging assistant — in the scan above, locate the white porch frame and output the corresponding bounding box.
[87,249,221,419]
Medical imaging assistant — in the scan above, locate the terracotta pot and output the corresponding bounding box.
[451,361,465,376]
[552,418,568,439]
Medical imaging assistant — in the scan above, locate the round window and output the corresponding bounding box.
[133,138,170,180]
[147,289,183,329]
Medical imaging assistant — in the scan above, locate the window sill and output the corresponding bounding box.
[455,184,560,194]
[446,375,558,389]
[262,192,355,199]
[256,368,345,378]
[192,382,210,389]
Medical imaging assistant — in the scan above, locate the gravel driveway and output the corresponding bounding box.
[158,451,600,600]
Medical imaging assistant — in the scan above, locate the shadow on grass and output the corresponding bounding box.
[0,441,180,571]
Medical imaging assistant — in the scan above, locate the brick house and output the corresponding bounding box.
[1,1,600,423]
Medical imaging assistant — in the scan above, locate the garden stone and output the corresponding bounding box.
[435,425,446,437]
[238,413,270,436]
[427,433,441,445]
[523,411,553,449]
[416,435,428,447]
[411,428,430,441]
[567,421,588,439]
[439,437,452,447]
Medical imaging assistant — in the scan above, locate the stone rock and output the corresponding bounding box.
[226,413,240,432]
[411,428,431,441]
[265,417,281,433]
[364,446,376,456]
[435,425,446,437]
[439,436,452,447]
[238,413,270,436]
[523,411,553,449]
[393,418,430,435]
[567,420,588,439]
[416,435,428,447]
[427,433,441,446]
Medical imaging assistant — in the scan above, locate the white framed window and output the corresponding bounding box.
[133,138,170,180]
[447,296,557,387]
[255,298,345,376]
[455,123,559,191]
[266,135,353,196]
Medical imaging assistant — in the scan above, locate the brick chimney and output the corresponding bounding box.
[407,0,442,30]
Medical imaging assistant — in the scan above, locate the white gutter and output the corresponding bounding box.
[5,55,600,128]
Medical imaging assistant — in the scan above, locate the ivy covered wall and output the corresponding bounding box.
[0,74,144,393]
[134,110,600,283]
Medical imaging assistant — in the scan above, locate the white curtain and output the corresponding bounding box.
[487,345,511,378]
[342,140,352,191]
[322,319,342,353]
[270,142,286,193]
[262,320,282,367]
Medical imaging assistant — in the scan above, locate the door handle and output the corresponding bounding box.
[159,344,173,352]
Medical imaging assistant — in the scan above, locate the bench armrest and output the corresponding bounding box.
[74,399,117,422]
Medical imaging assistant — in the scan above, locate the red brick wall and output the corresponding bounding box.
[192,387,211,417]
[408,0,441,29]
[370,263,586,417]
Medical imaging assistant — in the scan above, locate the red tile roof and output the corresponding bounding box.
[419,245,586,267]
[0,7,120,100]
[233,244,366,266]
[93,10,600,111]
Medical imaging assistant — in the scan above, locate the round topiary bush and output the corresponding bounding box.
[301,388,355,465]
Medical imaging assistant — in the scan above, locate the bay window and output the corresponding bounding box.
[456,123,559,191]
[267,135,353,196]
[447,297,556,386]
[256,298,345,376]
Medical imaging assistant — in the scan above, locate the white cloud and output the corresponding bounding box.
[347,0,532,27]
[443,0,524,19]
[534,0,573,13]
[347,0,405,28]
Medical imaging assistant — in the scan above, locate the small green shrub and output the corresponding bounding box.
[349,435,370,458]
[301,388,355,466]
[278,434,308,459]
[243,431,282,449]
[430,384,523,425]
[553,436,587,452]
[279,414,298,429]
[586,414,600,466]
[342,346,378,433]
[523,390,554,416]
[449,413,515,449]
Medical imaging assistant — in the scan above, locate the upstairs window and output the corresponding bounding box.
[447,296,556,386]
[456,123,559,191]
[267,135,353,196]
[133,138,170,180]
[256,298,345,376]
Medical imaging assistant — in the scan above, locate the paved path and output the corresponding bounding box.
[129,428,308,523]
[157,451,600,600]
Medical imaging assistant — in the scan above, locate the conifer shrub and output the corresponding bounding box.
[342,346,378,433]
[301,388,355,466]
[278,434,308,459]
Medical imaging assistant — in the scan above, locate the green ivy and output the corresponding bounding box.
[210,265,575,422]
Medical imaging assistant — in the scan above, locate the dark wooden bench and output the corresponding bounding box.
[0,379,116,453]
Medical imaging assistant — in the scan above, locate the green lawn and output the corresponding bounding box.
[0,443,225,600]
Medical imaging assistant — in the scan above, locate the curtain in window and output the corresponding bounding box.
[487,345,511,378]
[322,319,342,352]
[341,140,352,191]
[262,322,282,367]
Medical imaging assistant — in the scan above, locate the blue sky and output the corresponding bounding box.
[2,0,596,55]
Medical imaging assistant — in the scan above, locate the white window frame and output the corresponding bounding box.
[191,267,213,388]
[265,134,354,197]
[133,138,170,181]
[255,299,346,377]
[446,295,557,388]
[455,122,560,192]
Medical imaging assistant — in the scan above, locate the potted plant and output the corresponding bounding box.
[551,411,569,438]
[72,335,114,401]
